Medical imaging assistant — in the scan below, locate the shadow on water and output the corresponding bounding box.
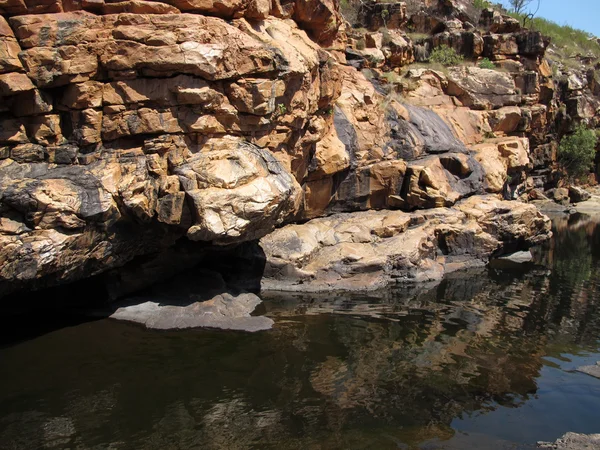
[0,241,268,347]
[1,213,600,449]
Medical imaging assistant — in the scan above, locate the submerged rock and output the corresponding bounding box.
[489,250,533,270]
[575,362,600,380]
[110,270,273,331]
[497,250,533,263]
[260,195,551,292]
[110,292,273,332]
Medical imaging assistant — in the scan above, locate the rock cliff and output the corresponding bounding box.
[0,0,555,300]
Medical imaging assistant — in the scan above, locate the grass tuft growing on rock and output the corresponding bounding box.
[478,58,496,69]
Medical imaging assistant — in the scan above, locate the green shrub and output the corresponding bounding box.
[276,103,287,116]
[355,37,366,50]
[380,9,390,27]
[478,58,495,69]
[429,45,463,66]
[558,125,598,180]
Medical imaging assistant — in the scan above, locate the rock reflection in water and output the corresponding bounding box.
[1,215,600,449]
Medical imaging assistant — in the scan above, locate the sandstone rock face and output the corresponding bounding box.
[175,141,302,244]
[0,0,559,301]
[0,5,341,296]
[315,66,493,218]
[260,195,551,292]
[446,67,521,110]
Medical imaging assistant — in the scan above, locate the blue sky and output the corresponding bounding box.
[498,0,600,36]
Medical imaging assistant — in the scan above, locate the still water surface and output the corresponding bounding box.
[1,214,600,449]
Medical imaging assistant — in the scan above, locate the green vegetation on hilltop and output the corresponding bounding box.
[506,12,600,60]
[473,0,492,8]
[465,1,600,66]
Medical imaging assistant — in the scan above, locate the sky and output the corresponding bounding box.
[498,0,600,37]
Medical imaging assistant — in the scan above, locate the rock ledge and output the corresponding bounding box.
[260,195,551,292]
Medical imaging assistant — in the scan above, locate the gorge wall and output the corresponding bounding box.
[0,0,556,301]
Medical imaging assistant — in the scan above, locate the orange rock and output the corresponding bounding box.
[0,30,23,74]
[0,73,35,95]
[102,0,180,14]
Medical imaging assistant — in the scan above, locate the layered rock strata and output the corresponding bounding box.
[0,5,340,296]
[0,0,557,300]
[348,0,600,193]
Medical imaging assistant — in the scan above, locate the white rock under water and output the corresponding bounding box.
[110,292,273,332]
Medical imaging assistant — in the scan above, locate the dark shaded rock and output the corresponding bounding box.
[357,1,407,31]
[568,186,591,203]
[517,31,548,57]
[387,103,466,159]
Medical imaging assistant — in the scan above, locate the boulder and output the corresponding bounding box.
[174,140,302,244]
[553,187,569,204]
[357,1,407,31]
[479,9,520,34]
[575,361,600,380]
[568,186,591,203]
[292,0,342,45]
[0,73,35,95]
[430,30,484,59]
[0,138,302,294]
[486,106,522,133]
[384,30,414,67]
[483,33,519,58]
[446,67,521,110]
